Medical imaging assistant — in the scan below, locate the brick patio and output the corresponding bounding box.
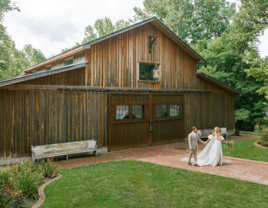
[56,134,268,186]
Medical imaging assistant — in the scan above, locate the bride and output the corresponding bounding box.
[182,127,226,166]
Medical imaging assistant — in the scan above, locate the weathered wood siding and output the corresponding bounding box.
[0,89,107,158]
[20,67,85,86]
[184,93,236,137]
[85,22,226,91]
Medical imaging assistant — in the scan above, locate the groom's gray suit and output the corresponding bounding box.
[188,131,205,164]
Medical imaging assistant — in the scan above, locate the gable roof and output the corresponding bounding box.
[0,62,89,88]
[20,17,206,75]
[196,72,241,94]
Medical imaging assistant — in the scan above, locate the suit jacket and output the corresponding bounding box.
[188,132,205,150]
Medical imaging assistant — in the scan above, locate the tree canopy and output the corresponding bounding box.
[132,0,236,44]
[0,0,46,81]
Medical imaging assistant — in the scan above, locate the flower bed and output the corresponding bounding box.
[0,159,58,208]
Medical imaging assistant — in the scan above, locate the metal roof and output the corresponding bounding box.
[0,62,89,88]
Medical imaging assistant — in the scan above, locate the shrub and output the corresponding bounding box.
[0,168,11,187]
[10,161,42,198]
[0,188,14,208]
[257,129,268,147]
[39,159,58,178]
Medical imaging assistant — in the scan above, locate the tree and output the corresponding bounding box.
[228,0,268,98]
[0,1,46,81]
[82,17,129,43]
[132,0,236,44]
[228,0,268,53]
[192,34,267,130]
[63,17,130,52]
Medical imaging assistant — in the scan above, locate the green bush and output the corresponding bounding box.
[257,129,268,147]
[0,188,14,208]
[40,159,58,178]
[10,162,42,198]
[0,168,11,187]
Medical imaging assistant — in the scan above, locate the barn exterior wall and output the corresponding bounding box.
[0,22,237,160]
[0,89,107,158]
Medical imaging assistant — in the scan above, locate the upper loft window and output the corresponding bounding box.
[65,57,74,66]
[139,64,154,81]
[139,63,160,81]
[46,66,52,70]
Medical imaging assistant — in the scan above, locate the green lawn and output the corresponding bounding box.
[223,139,268,162]
[240,131,262,135]
[41,161,268,208]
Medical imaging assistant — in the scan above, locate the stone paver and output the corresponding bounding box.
[56,134,268,185]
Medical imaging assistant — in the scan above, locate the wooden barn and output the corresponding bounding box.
[0,17,240,162]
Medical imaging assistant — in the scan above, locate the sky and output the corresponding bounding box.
[3,0,268,58]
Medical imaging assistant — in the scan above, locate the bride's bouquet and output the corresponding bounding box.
[225,141,234,148]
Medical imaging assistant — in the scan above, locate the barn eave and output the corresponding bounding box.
[196,72,241,94]
[0,62,89,88]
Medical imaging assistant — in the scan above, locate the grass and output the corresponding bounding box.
[41,160,268,208]
[223,139,268,162]
[240,131,262,135]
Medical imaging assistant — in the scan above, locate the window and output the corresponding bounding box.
[65,59,74,66]
[132,105,144,119]
[170,104,180,117]
[116,105,129,120]
[157,105,167,118]
[139,64,155,81]
[46,66,52,70]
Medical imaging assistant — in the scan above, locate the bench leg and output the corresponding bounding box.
[66,154,68,160]
[93,151,97,156]
[32,155,35,163]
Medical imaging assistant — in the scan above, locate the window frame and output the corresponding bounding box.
[153,102,183,121]
[112,102,149,123]
[46,65,52,70]
[64,56,74,66]
[137,62,161,82]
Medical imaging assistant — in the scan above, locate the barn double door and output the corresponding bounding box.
[108,94,184,151]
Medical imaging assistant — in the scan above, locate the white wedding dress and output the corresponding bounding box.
[181,135,225,166]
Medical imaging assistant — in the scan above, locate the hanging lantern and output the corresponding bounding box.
[153,65,160,80]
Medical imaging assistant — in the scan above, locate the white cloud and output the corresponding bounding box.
[3,0,268,58]
[3,0,144,57]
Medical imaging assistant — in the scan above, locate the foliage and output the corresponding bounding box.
[0,1,46,81]
[39,159,58,178]
[10,161,42,198]
[132,0,236,44]
[41,160,268,208]
[63,17,130,52]
[192,35,267,131]
[0,159,58,203]
[223,139,268,162]
[228,0,268,98]
[0,168,10,187]
[228,0,268,53]
[0,188,13,208]
[257,130,268,147]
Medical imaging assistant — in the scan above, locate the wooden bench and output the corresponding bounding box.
[197,128,229,141]
[31,140,97,163]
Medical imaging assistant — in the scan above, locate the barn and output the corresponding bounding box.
[0,17,240,162]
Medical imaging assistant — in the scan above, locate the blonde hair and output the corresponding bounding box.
[215,127,219,131]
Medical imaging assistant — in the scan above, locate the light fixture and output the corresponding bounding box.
[153,65,160,80]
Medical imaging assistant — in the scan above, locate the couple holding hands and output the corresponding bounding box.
[181,126,226,167]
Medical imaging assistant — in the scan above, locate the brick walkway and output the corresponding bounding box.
[56,134,268,185]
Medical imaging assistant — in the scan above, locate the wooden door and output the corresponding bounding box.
[108,94,150,151]
[151,95,185,145]
[108,94,184,151]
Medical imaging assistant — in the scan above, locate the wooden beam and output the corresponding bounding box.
[4,85,228,94]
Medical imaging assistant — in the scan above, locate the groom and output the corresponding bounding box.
[188,126,206,167]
